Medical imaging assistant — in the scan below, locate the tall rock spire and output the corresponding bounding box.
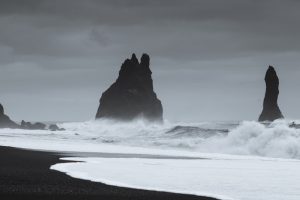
[258,66,284,121]
[96,53,163,122]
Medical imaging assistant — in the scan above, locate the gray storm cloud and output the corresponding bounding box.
[0,0,299,122]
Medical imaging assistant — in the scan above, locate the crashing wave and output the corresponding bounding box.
[0,119,299,159]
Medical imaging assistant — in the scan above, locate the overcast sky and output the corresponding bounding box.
[0,0,300,122]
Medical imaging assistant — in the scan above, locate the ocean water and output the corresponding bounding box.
[1,119,300,200]
[0,119,299,159]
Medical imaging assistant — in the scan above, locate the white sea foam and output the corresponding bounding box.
[58,119,300,159]
[196,120,300,159]
[0,119,299,159]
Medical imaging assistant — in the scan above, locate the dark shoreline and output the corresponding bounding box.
[0,146,219,200]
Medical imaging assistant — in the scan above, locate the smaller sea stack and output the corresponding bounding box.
[96,53,163,122]
[258,66,284,121]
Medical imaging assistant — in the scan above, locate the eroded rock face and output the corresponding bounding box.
[96,53,163,122]
[49,124,65,131]
[258,66,284,121]
[21,120,46,130]
[20,120,65,131]
[0,104,19,128]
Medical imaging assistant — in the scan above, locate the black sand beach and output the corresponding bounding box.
[0,146,218,200]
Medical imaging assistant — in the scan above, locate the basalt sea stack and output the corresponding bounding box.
[96,53,163,122]
[0,104,19,128]
[258,66,284,121]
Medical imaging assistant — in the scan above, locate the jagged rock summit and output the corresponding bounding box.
[96,53,163,122]
[258,66,284,122]
[0,104,19,128]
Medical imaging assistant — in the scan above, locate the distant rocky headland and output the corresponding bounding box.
[96,53,163,122]
[0,103,64,130]
[258,66,284,121]
[0,104,19,128]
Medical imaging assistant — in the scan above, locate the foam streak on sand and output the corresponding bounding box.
[51,156,300,200]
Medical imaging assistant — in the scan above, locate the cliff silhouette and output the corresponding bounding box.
[0,104,19,128]
[258,66,284,121]
[96,53,163,122]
